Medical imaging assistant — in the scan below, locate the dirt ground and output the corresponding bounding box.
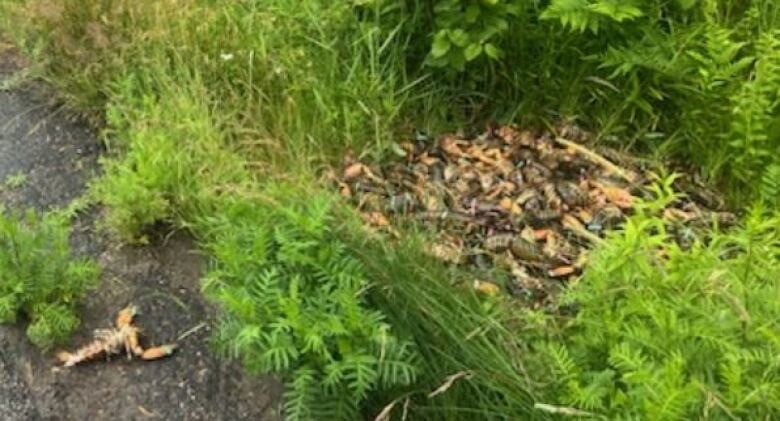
[0,45,282,420]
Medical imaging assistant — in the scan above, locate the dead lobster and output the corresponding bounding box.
[57,306,176,367]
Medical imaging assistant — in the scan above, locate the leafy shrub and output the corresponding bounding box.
[200,187,418,420]
[726,28,780,200]
[527,185,780,418]
[367,0,780,203]
[424,0,523,70]
[0,209,100,349]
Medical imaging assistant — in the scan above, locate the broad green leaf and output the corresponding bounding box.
[465,4,481,23]
[449,52,467,71]
[449,29,470,47]
[430,31,451,58]
[506,3,522,16]
[588,1,644,22]
[464,43,483,61]
[676,0,697,9]
[484,43,503,60]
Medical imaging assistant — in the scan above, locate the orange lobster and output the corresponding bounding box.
[57,306,176,367]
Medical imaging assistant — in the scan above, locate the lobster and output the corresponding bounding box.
[57,306,176,367]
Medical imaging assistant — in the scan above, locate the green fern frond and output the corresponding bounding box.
[539,188,780,418]
[566,372,612,410]
[344,354,380,401]
[760,164,780,206]
[26,303,80,349]
[284,366,316,421]
[543,0,645,33]
[376,340,419,387]
[720,355,744,405]
[0,208,99,348]
[546,342,578,381]
[608,342,648,373]
[204,189,419,419]
[261,330,300,372]
[541,0,603,33]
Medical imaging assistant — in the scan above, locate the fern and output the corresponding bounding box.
[545,342,579,381]
[726,29,780,185]
[0,209,100,348]
[528,186,780,418]
[285,366,316,421]
[203,188,418,420]
[760,164,780,207]
[542,0,644,33]
[566,371,614,410]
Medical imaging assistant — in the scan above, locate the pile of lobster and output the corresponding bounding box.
[335,124,733,306]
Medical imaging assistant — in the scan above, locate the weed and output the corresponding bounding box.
[369,0,780,202]
[5,0,780,419]
[4,172,27,189]
[90,69,250,243]
[1,0,423,163]
[526,186,780,419]
[199,185,418,420]
[0,208,100,349]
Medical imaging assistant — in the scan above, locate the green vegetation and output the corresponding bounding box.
[4,0,777,199]
[201,189,418,420]
[4,172,27,189]
[353,181,780,419]
[527,187,780,418]
[0,209,100,349]
[91,72,249,243]
[2,0,414,161]
[377,0,780,202]
[352,233,539,418]
[2,0,780,419]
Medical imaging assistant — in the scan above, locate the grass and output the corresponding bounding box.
[91,67,250,243]
[1,0,428,164]
[350,232,539,419]
[2,0,780,419]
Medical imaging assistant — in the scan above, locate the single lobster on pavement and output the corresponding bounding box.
[56,306,176,367]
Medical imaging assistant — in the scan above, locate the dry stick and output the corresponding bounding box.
[555,137,638,183]
[696,384,740,421]
[176,322,208,342]
[374,396,413,421]
[427,371,474,398]
[137,406,157,418]
[374,398,401,421]
[534,403,604,419]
